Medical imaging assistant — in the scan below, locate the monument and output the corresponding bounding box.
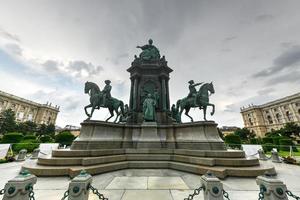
[23,39,275,178]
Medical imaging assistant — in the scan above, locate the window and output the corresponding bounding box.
[249,118,253,126]
[286,111,293,121]
[18,112,24,120]
[28,114,33,121]
[276,113,282,123]
[267,115,273,124]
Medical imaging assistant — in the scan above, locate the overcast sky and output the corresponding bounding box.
[0,0,299,128]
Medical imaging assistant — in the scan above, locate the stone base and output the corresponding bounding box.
[71,120,225,150]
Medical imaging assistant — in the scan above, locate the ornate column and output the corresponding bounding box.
[133,77,138,111]
[161,78,167,111]
[129,78,134,109]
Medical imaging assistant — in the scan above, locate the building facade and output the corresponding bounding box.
[0,90,59,125]
[240,92,300,137]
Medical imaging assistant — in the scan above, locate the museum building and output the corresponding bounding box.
[0,90,59,125]
[240,92,300,137]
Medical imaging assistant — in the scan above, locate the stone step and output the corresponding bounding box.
[22,159,275,179]
[37,154,258,167]
[51,148,245,158]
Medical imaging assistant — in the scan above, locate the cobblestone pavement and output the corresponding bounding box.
[0,160,299,200]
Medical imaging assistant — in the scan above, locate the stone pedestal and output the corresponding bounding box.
[137,122,162,148]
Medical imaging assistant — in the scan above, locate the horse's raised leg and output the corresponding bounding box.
[185,107,193,122]
[114,110,120,123]
[208,103,215,115]
[84,104,92,117]
[90,106,96,119]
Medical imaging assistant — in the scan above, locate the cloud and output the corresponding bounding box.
[4,43,22,56]
[253,45,300,78]
[223,36,237,42]
[0,28,20,42]
[68,60,103,78]
[266,70,300,85]
[255,14,274,22]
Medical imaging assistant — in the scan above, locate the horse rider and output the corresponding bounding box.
[187,80,203,105]
[103,80,112,106]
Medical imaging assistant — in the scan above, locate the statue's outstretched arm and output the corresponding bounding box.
[193,82,204,87]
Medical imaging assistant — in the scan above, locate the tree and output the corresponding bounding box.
[37,124,55,136]
[17,121,37,135]
[282,122,300,138]
[0,109,17,134]
[234,128,255,141]
[55,131,75,146]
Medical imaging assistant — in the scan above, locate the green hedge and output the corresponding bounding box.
[279,139,298,152]
[13,139,39,153]
[262,143,274,152]
[1,132,23,144]
[23,135,37,140]
[262,137,273,144]
[39,135,54,143]
[224,134,241,149]
[250,138,259,144]
[55,131,75,146]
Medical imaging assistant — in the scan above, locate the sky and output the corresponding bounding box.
[0,0,299,128]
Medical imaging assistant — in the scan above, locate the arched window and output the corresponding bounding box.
[276,113,282,123]
[286,111,293,121]
[249,118,253,126]
[267,115,273,124]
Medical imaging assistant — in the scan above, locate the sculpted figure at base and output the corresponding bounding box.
[119,104,129,123]
[143,94,156,122]
[136,39,160,61]
[171,104,181,123]
[84,81,124,122]
[177,82,215,122]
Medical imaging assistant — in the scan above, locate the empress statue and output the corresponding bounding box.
[136,39,160,61]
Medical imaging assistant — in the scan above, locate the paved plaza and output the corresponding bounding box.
[0,160,300,200]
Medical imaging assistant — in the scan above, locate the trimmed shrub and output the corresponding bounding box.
[279,139,298,152]
[262,137,273,144]
[23,135,37,140]
[1,132,23,144]
[250,138,259,144]
[13,139,39,153]
[39,135,54,143]
[224,134,241,149]
[262,143,274,152]
[55,131,75,146]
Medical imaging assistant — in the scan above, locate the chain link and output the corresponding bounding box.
[258,186,265,200]
[28,186,35,200]
[286,190,300,200]
[184,186,204,200]
[61,190,69,200]
[0,189,5,195]
[222,189,230,200]
[89,184,108,200]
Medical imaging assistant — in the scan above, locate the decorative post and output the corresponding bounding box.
[271,150,282,163]
[16,149,27,161]
[133,78,138,110]
[68,170,92,200]
[256,173,288,200]
[258,149,268,160]
[3,169,37,200]
[200,172,224,200]
[30,148,40,159]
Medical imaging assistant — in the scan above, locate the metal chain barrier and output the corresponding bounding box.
[89,184,108,200]
[222,189,230,200]
[286,190,300,200]
[0,188,5,195]
[61,190,69,200]
[258,185,265,200]
[184,186,204,200]
[28,185,35,200]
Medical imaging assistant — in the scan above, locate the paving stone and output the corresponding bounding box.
[121,190,173,200]
[171,190,204,200]
[106,177,148,189]
[89,190,125,200]
[148,177,189,189]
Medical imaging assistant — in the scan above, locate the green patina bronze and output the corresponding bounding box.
[143,94,157,121]
[136,39,160,61]
[84,81,124,122]
[171,104,181,123]
[177,81,215,122]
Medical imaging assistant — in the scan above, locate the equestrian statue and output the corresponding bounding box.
[84,80,124,122]
[176,80,215,122]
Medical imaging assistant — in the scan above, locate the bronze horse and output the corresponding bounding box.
[84,81,124,122]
